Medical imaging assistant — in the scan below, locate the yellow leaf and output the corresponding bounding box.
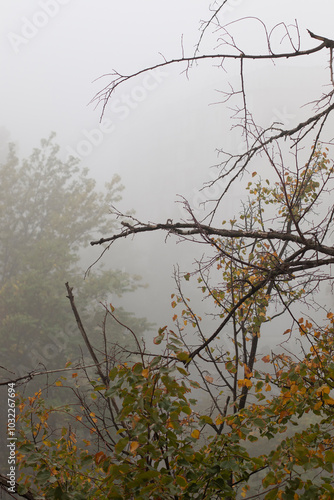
[314,401,322,410]
[55,381,62,387]
[265,383,271,392]
[191,429,200,439]
[215,415,223,425]
[290,384,298,394]
[130,441,140,453]
[166,418,174,429]
[142,368,149,379]
[238,379,253,388]
[327,312,334,319]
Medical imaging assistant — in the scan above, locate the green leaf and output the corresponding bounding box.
[150,356,161,368]
[181,405,192,415]
[263,471,277,488]
[115,437,129,454]
[177,366,189,376]
[189,380,201,389]
[36,469,51,483]
[264,488,279,500]
[132,362,143,374]
[199,415,213,425]
[253,418,266,429]
[176,475,187,487]
[325,450,334,464]
[177,352,190,362]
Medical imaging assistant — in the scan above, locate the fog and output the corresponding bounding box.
[3,3,334,497]
[2,1,334,348]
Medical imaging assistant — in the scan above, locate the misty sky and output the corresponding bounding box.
[2,0,334,327]
[2,1,334,203]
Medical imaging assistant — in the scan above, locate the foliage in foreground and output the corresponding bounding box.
[16,313,334,500]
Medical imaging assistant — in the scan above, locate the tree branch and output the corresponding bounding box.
[0,475,36,500]
[91,221,334,258]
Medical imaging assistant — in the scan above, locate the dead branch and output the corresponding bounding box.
[93,34,327,118]
[91,220,334,259]
[65,282,108,386]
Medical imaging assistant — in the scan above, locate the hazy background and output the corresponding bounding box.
[2,0,334,340]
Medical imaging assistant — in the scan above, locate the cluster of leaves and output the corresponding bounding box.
[16,313,334,499]
[17,390,103,500]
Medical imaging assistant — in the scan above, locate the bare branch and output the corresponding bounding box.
[92,37,327,118]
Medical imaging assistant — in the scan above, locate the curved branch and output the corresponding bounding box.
[92,37,326,117]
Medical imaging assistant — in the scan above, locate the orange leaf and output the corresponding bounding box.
[130,441,140,453]
[262,355,270,363]
[244,365,253,378]
[205,375,214,384]
[94,451,106,465]
[72,373,78,378]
